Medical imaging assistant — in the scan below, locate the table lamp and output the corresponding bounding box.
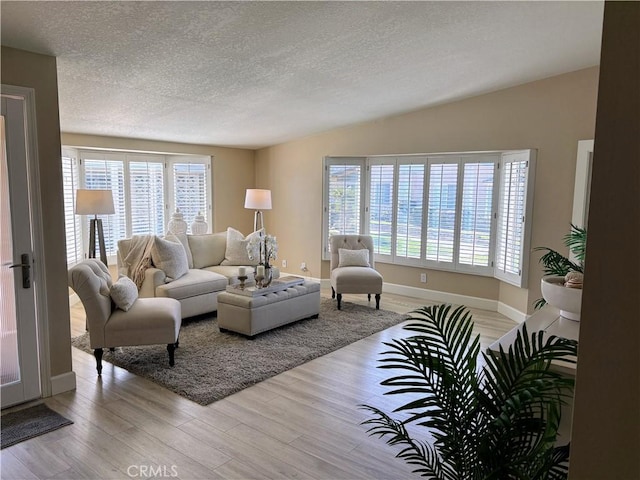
[244,189,272,232]
[75,189,115,265]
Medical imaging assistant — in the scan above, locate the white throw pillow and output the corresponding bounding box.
[221,227,263,266]
[110,275,138,311]
[151,236,189,281]
[165,232,193,269]
[338,248,370,267]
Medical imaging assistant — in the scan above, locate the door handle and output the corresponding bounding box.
[9,253,31,288]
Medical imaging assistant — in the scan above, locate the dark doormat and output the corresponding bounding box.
[1,403,73,449]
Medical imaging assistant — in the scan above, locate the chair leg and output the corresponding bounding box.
[94,348,103,375]
[331,287,335,299]
[368,294,371,301]
[375,294,381,309]
[167,343,176,366]
[337,293,342,310]
[175,336,179,349]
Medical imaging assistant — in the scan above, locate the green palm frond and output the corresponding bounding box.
[564,224,587,267]
[361,304,577,480]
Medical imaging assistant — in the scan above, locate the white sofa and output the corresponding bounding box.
[117,230,256,319]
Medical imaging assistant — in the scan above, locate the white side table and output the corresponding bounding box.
[488,307,580,443]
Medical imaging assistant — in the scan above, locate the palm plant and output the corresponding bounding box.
[361,304,577,480]
[534,224,587,309]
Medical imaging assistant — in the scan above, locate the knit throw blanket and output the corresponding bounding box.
[124,235,155,289]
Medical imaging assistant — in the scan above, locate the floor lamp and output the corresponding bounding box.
[244,189,272,232]
[75,189,115,266]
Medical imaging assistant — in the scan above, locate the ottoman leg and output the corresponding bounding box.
[368,294,371,301]
[337,293,342,310]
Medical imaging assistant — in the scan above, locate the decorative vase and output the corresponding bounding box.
[262,266,273,288]
[167,209,187,235]
[190,211,208,234]
[541,275,582,321]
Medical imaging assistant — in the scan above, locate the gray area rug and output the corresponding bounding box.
[72,298,407,405]
[1,403,73,449]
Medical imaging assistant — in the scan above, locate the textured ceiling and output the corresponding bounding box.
[1,1,603,149]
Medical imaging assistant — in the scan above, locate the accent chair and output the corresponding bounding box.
[68,259,182,375]
[329,234,383,310]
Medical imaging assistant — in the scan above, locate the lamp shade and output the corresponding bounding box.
[75,189,115,215]
[244,189,272,210]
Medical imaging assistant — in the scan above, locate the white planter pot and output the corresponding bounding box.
[541,275,582,321]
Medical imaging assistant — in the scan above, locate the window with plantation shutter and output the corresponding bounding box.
[426,160,458,264]
[368,161,395,256]
[129,159,165,236]
[62,149,212,265]
[169,161,209,230]
[494,151,536,287]
[396,160,425,261]
[322,150,534,282]
[82,155,127,257]
[322,157,365,259]
[457,158,497,273]
[62,149,82,265]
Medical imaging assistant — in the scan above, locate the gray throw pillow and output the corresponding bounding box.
[221,227,263,266]
[151,236,189,281]
[165,232,193,269]
[110,275,138,311]
[338,248,370,267]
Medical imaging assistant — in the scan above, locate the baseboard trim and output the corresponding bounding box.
[321,278,527,323]
[382,282,499,312]
[49,371,76,396]
[497,302,530,324]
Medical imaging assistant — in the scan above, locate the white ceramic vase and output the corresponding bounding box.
[541,275,582,321]
[167,209,187,235]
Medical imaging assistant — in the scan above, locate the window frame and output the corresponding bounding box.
[62,147,212,265]
[322,156,366,260]
[323,150,535,286]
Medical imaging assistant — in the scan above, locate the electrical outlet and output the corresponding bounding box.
[282,259,287,268]
[420,273,427,283]
[300,262,307,271]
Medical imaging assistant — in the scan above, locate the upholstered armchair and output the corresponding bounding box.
[329,235,383,310]
[68,259,182,375]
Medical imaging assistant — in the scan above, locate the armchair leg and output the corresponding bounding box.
[331,287,335,299]
[94,348,103,375]
[368,294,371,301]
[337,293,342,310]
[175,336,179,349]
[167,343,176,366]
[375,294,381,309]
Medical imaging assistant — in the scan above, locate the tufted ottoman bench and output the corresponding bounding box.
[217,281,321,337]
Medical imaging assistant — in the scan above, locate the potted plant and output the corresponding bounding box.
[361,304,577,479]
[534,224,587,320]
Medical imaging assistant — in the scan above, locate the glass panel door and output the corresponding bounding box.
[1,94,40,408]
[0,115,20,387]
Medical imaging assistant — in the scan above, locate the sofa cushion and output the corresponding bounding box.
[151,236,189,281]
[189,232,227,269]
[166,232,193,269]
[155,269,228,300]
[205,265,256,285]
[221,227,262,266]
[110,275,138,311]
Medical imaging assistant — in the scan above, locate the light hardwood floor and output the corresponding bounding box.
[2,290,516,480]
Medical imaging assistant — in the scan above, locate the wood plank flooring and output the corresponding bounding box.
[2,290,516,480]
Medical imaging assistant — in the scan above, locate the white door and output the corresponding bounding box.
[1,93,41,408]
